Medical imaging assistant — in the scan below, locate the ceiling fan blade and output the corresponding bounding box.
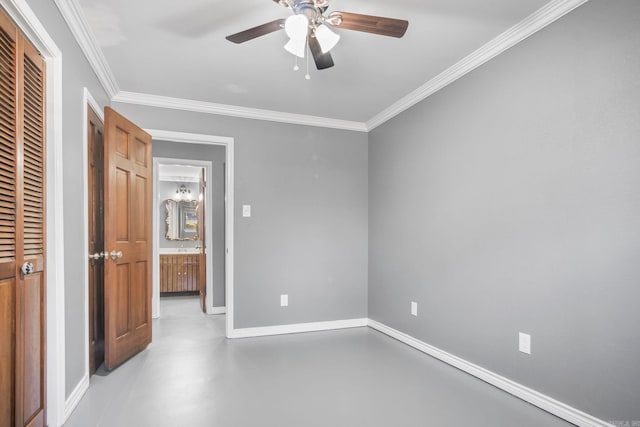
[308,35,335,70]
[328,12,408,38]
[226,19,286,44]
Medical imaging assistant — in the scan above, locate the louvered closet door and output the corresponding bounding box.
[0,8,47,427]
[0,11,18,427]
[18,36,46,427]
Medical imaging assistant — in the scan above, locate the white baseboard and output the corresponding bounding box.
[63,373,89,422]
[59,317,611,427]
[230,318,368,339]
[367,319,613,427]
[210,306,226,315]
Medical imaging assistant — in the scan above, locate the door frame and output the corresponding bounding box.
[153,157,213,318]
[81,87,103,383]
[147,130,235,338]
[0,0,65,425]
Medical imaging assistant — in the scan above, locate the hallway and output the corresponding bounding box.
[64,297,570,426]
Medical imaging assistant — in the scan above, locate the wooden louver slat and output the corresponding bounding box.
[22,53,44,257]
[0,25,15,263]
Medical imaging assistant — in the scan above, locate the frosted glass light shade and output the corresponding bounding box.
[285,14,309,40]
[284,38,306,58]
[315,24,340,53]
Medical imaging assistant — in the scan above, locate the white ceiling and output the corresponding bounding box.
[75,0,553,123]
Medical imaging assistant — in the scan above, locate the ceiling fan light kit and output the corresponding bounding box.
[315,24,340,54]
[225,0,409,78]
[284,38,306,58]
[284,14,309,40]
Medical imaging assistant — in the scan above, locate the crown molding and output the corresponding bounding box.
[146,129,234,145]
[113,91,368,132]
[54,0,120,98]
[366,0,589,131]
[53,0,588,133]
[51,0,366,131]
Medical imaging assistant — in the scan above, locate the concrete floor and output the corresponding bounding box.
[64,296,572,427]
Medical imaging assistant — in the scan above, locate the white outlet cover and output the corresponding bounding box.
[280,294,288,307]
[411,301,418,316]
[242,205,251,217]
[519,332,531,355]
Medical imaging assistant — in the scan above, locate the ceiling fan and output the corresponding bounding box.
[225,0,409,71]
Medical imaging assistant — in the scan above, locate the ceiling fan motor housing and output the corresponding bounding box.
[291,0,323,23]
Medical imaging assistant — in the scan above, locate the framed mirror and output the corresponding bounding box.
[165,199,199,240]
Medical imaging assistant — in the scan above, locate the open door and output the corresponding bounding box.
[103,107,153,370]
[197,168,206,313]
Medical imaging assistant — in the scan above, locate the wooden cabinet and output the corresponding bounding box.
[160,255,199,294]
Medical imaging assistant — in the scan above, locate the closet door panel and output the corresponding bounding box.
[0,11,16,427]
[20,273,44,424]
[0,278,15,427]
[0,8,46,426]
[17,36,46,427]
[0,10,17,283]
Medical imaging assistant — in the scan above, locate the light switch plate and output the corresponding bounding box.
[242,205,251,217]
[411,301,418,316]
[519,332,531,355]
[280,294,288,307]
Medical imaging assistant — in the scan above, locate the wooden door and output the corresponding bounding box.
[103,107,152,370]
[87,106,104,374]
[197,169,206,312]
[0,14,18,425]
[0,9,47,427]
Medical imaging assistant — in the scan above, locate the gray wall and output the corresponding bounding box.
[158,180,200,249]
[369,0,640,423]
[119,115,370,329]
[22,0,111,398]
[153,143,226,307]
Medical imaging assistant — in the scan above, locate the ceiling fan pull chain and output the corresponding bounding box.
[293,55,299,71]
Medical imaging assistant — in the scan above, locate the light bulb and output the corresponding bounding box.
[284,14,309,40]
[315,24,340,53]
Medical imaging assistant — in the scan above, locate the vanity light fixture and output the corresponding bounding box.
[175,184,192,200]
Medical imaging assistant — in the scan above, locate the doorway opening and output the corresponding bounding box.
[156,163,209,313]
[86,104,105,375]
[83,125,236,396]
[152,144,228,320]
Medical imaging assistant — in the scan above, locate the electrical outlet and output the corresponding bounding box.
[280,294,288,307]
[242,205,251,217]
[519,332,531,355]
[411,301,418,316]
